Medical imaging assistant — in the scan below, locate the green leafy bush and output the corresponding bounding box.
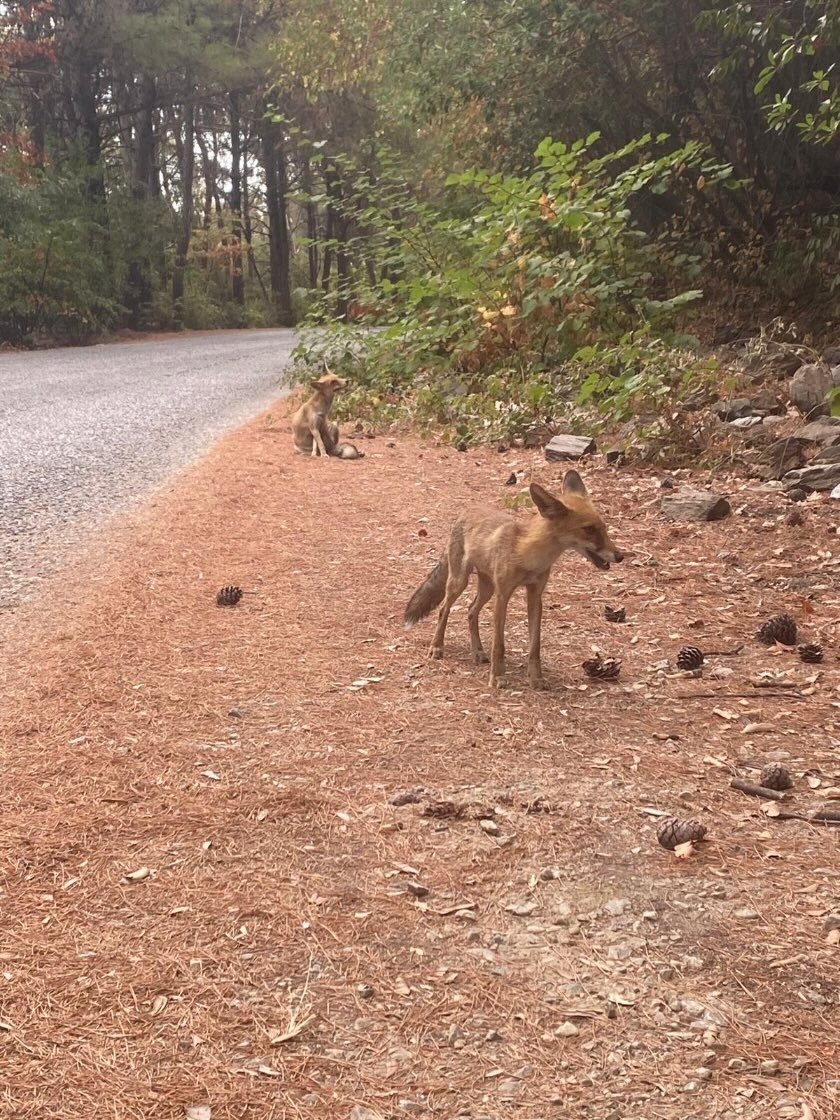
[294,134,728,448]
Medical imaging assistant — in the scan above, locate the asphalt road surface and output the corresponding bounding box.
[0,329,294,608]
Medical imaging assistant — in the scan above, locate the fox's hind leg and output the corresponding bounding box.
[429,535,470,660]
[468,574,494,664]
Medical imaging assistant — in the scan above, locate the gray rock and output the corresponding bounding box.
[789,362,834,418]
[814,443,840,464]
[783,462,840,491]
[497,1078,522,1101]
[661,489,731,522]
[795,417,840,445]
[758,436,808,480]
[711,397,755,421]
[831,483,840,500]
[750,387,786,414]
[822,345,840,366]
[544,434,597,461]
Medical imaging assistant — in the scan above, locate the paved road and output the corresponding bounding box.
[0,329,294,607]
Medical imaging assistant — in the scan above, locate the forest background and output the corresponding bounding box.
[1,0,839,442]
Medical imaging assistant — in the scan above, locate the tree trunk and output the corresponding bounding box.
[300,150,319,288]
[172,95,195,322]
[229,95,245,305]
[261,113,293,326]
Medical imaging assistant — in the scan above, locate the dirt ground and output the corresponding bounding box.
[0,401,838,1120]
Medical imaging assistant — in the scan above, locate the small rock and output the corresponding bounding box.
[711,397,756,422]
[794,417,840,445]
[604,898,632,917]
[227,707,244,719]
[823,913,840,931]
[784,462,840,491]
[350,1108,380,1120]
[485,1029,503,1042]
[787,486,809,502]
[789,362,835,419]
[831,483,840,500]
[555,1021,580,1037]
[759,1059,780,1075]
[389,787,425,807]
[682,1080,700,1093]
[403,880,429,898]
[813,443,840,464]
[605,447,625,466]
[479,818,501,836]
[728,1058,748,1071]
[661,489,731,522]
[356,983,374,999]
[695,1066,714,1081]
[504,472,518,486]
[734,907,759,919]
[544,434,597,461]
[497,1078,522,1101]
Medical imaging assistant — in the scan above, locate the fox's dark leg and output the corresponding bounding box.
[526,575,549,688]
[468,574,494,664]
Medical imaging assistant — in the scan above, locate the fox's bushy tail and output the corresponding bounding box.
[404,555,449,627]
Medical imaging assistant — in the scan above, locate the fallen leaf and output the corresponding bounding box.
[673,840,696,859]
[257,1064,282,1077]
[256,809,268,822]
[762,803,781,818]
[606,992,635,1006]
[151,994,168,1016]
[201,770,221,781]
[123,866,152,882]
[270,1016,315,1044]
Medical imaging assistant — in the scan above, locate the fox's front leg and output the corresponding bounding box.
[526,580,548,689]
[489,589,512,689]
[311,426,328,457]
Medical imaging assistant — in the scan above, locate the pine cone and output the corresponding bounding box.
[676,645,704,671]
[216,584,243,607]
[755,613,797,646]
[604,606,626,623]
[656,816,708,850]
[582,655,621,680]
[759,762,793,791]
[798,642,824,664]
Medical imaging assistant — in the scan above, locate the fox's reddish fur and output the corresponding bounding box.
[404,472,624,689]
[291,366,364,460]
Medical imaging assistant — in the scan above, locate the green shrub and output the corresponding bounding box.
[294,134,729,447]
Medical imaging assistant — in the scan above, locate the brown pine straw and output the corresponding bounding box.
[0,398,838,1119]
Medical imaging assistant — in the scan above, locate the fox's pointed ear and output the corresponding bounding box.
[530,482,568,519]
[562,470,588,497]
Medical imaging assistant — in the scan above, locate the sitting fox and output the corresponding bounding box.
[291,365,364,460]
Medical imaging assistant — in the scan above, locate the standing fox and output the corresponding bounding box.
[291,365,364,460]
[404,472,623,689]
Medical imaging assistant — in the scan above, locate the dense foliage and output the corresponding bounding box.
[1,0,838,434]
